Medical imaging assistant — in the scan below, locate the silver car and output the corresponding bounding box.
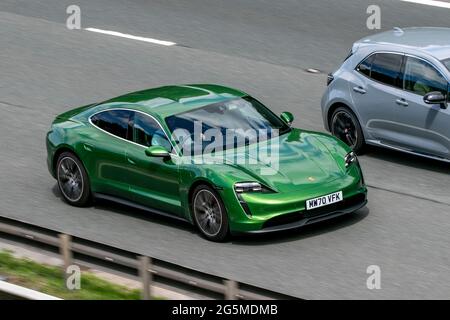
[321,27,450,162]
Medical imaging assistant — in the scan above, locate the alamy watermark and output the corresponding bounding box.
[66,5,81,30]
[366,265,381,290]
[66,265,81,290]
[170,123,280,176]
[366,5,381,30]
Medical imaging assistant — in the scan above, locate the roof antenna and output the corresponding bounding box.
[393,27,404,35]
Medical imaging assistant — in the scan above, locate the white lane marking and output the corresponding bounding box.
[400,0,450,9]
[84,28,176,46]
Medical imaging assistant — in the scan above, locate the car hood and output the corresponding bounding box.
[203,129,349,193]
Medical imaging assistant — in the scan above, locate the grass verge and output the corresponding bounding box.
[0,250,142,299]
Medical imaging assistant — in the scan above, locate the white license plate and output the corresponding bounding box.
[306,191,343,210]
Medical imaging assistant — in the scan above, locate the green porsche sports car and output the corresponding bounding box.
[46,84,367,241]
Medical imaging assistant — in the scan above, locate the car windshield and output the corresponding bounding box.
[165,96,291,154]
[442,58,450,72]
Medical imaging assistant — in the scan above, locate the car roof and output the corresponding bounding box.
[354,27,450,61]
[99,84,247,118]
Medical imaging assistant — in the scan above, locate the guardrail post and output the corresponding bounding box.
[139,256,152,300]
[59,234,72,281]
[224,279,239,300]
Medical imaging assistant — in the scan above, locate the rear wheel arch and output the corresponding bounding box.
[53,146,77,175]
[53,145,93,181]
[329,105,366,153]
[55,150,92,207]
[327,102,356,129]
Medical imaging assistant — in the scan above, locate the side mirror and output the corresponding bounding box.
[145,145,170,158]
[280,111,294,126]
[423,91,447,108]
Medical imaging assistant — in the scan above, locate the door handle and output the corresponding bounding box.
[127,157,136,165]
[395,98,409,107]
[353,86,366,94]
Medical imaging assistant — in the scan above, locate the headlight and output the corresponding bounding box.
[344,151,357,168]
[234,182,274,218]
[234,182,263,193]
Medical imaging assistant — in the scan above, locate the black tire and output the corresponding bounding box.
[330,106,365,154]
[191,184,229,242]
[56,151,91,207]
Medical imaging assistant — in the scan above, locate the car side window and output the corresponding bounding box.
[369,53,403,88]
[403,57,448,96]
[356,54,374,77]
[133,113,172,151]
[90,110,133,140]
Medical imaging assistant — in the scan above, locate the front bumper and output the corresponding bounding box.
[239,192,366,234]
[224,174,367,234]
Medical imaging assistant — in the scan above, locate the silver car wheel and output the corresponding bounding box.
[193,189,223,237]
[57,157,84,202]
[331,111,358,149]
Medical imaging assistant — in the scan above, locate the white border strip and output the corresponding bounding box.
[0,280,62,300]
[400,0,450,9]
[85,28,177,46]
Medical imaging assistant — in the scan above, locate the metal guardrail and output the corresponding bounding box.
[0,216,297,300]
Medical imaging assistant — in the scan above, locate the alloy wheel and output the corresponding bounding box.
[331,111,358,149]
[193,189,223,237]
[57,156,84,202]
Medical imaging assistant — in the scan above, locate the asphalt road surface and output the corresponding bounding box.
[0,0,449,299]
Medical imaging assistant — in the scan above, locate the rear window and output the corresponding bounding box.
[370,53,403,88]
[90,109,133,140]
[356,53,403,89]
[356,54,374,77]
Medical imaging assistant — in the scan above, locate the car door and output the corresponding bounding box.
[88,109,134,198]
[394,55,450,158]
[124,111,182,216]
[350,52,405,144]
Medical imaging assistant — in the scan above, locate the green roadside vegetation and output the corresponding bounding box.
[0,250,142,299]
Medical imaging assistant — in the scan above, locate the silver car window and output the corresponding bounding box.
[370,53,403,89]
[403,57,447,96]
[356,54,374,78]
